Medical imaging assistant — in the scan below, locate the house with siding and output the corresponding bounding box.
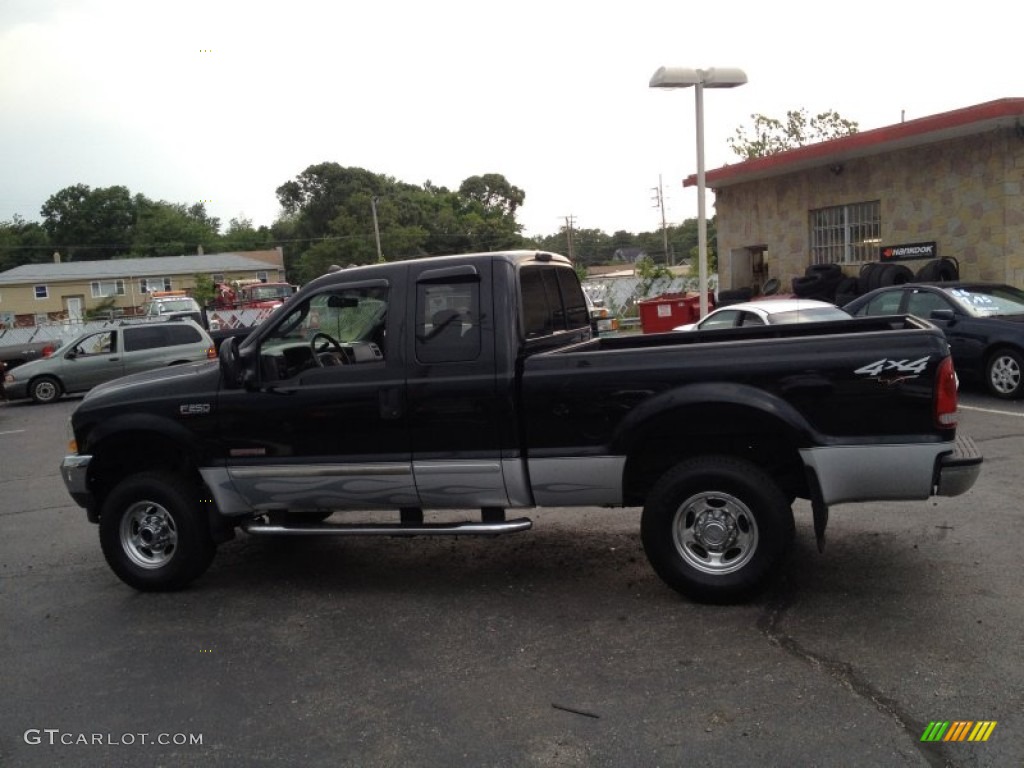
[0,248,285,327]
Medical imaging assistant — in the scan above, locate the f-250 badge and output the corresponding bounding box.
[854,357,930,382]
[179,403,212,415]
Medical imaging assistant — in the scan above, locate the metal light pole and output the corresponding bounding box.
[649,66,747,318]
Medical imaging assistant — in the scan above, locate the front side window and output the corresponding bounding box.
[851,290,904,316]
[906,291,954,319]
[73,330,116,356]
[260,283,389,378]
[700,310,740,330]
[809,201,880,266]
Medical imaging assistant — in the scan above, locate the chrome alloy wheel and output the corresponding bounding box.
[671,491,759,575]
[989,353,1021,396]
[119,502,178,569]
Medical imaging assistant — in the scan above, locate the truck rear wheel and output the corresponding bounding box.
[641,456,794,603]
[99,472,216,591]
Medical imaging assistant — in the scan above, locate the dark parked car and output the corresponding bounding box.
[843,282,1024,399]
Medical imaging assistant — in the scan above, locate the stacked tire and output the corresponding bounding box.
[792,263,845,302]
[914,257,959,282]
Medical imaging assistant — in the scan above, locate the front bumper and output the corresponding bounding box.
[935,434,983,497]
[2,379,28,400]
[61,454,94,511]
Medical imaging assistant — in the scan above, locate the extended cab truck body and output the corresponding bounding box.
[60,251,981,602]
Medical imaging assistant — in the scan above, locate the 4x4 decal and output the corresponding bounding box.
[855,356,930,378]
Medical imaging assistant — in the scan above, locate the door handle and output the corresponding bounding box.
[379,387,403,419]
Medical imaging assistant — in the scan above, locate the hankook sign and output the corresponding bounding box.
[879,241,937,262]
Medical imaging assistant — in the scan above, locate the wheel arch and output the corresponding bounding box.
[84,415,207,517]
[613,382,818,506]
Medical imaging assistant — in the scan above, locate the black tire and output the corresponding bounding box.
[834,276,861,307]
[716,288,752,308]
[859,262,883,291]
[878,263,914,286]
[791,274,823,297]
[985,347,1024,400]
[915,258,959,282]
[805,263,843,280]
[99,471,216,591]
[29,375,62,404]
[641,456,795,604]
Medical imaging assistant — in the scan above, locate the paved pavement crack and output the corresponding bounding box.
[757,576,958,768]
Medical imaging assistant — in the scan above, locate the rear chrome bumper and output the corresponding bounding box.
[935,434,983,497]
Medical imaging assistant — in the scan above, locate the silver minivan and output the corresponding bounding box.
[2,320,216,404]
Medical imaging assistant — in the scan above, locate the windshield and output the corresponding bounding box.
[945,285,1024,317]
[250,285,290,300]
[148,298,196,313]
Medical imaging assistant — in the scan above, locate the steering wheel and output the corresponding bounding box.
[310,331,345,367]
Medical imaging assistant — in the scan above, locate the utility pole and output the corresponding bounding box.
[651,175,671,266]
[563,215,576,262]
[371,196,384,263]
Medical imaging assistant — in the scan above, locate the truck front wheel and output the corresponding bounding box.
[641,456,794,603]
[99,472,216,591]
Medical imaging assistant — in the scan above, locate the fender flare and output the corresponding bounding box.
[609,381,823,457]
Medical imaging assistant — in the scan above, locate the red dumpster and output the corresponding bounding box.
[638,292,713,333]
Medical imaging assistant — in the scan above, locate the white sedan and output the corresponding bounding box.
[674,298,851,331]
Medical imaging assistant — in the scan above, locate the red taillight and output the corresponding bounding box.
[42,345,54,357]
[206,346,217,360]
[935,356,958,428]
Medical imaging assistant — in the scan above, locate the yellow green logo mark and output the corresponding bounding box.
[921,721,997,742]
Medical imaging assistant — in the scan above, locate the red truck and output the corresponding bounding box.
[214,281,295,311]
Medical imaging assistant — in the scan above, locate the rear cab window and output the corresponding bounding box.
[519,265,589,340]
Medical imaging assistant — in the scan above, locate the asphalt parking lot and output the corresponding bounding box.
[0,389,1021,767]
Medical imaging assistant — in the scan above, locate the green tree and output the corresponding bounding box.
[219,216,273,253]
[728,109,859,159]
[191,273,216,307]
[274,164,528,283]
[0,215,50,271]
[40,184,136,259]
[457,173,525,217]
[132,197,221,256]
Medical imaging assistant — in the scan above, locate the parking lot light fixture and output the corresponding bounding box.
[649,66,747,318]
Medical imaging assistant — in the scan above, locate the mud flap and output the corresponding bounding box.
[806,468,829,553]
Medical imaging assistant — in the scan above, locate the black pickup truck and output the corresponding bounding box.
[60,251,981,602]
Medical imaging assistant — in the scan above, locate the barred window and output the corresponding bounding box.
[91,280,126,298]
[809,201,880,265]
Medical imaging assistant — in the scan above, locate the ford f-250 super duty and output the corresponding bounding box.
[60,251,982,602]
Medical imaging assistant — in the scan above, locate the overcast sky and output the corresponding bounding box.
[1,0,1020,240]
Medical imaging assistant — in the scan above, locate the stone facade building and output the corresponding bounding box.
[688,99,1024,295]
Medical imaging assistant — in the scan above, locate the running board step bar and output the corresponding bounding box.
[241,518,533,537]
